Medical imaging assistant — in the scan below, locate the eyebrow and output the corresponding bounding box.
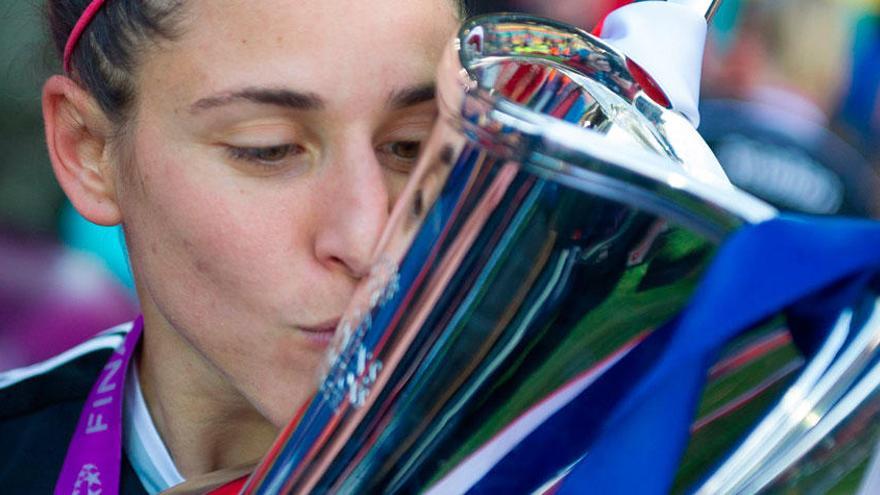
[189,87,325,113]
[189,83,436,114]
[388,84,436,109]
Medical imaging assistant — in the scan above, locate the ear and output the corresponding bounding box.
[43,75,122,226]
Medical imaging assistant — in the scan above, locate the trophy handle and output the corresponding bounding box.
[695,295,880,493]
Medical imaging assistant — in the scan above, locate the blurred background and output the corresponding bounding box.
[1,0,879,370]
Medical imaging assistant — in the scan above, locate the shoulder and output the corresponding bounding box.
[0,321,132,417]
[0,321,134,492]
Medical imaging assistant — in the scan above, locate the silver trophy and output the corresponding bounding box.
[243,3,880,493]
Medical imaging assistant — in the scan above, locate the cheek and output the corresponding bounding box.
[119,137,317,318]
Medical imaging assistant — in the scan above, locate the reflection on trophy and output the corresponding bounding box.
[241,2,880,493]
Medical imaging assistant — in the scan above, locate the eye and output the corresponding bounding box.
[378,140,423,173]
[226,144,305,166]
[388,141,421,160]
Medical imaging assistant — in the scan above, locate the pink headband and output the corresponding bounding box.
[63,0,108,73]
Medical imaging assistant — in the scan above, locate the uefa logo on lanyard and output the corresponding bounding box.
[73,464,102,495]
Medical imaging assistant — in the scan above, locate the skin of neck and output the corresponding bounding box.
[136,299,280,478]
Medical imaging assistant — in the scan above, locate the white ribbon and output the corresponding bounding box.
[600,1,708,126]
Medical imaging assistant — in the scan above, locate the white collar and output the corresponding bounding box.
[124,361,185,494]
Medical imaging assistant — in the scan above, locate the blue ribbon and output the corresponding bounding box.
[468,215,880,494]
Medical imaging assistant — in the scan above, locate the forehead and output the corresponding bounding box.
[143,0,459,111]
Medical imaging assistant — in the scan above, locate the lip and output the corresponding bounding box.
[299,318,341,347]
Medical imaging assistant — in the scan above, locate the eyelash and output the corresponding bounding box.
[379,140,423,172]
[226,144,305,166]
[387,141,421,159]
[224,140,422,172]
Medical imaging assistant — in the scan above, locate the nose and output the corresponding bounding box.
[313,145,391,279]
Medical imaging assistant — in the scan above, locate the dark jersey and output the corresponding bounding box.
[0,326,148,494]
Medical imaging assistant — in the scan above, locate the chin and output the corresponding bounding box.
[262,391,315,428]
[252,349,325,423]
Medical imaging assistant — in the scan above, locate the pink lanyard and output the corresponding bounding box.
[55,316,144,495]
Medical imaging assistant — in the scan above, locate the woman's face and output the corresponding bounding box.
[116,0,459,424]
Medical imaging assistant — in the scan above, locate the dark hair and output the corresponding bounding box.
[46,0,184,124]
[47,0,466,125]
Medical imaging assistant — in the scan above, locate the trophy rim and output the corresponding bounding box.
[441,13,776,241]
